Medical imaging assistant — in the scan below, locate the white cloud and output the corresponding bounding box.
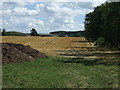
[13,7,38,16]
[61,2,94,9]
[46,15,84,32]
[2,0,36,7]
[2,2,93,33]
[33,2,92,32]
[2,17,45,33]
[36,2,91,16]
[28,19,44,28]
[0,18,2,29]
[1,1,108,33]
[3,10,12,16]
[1,0,107,2]
[92,0,107,7]
[107,0,120,2]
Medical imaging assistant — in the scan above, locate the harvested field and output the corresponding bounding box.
[1,36,120,60]
[1,36,94,55]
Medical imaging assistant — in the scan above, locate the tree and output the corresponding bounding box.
[30,28,39,36]
[2,28,6,36]
[84,1,120,49]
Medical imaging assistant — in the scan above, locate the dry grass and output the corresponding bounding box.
[1,36,119,60]
[1,36,94,56]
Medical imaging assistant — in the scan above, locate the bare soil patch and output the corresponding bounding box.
[1,43,47,64]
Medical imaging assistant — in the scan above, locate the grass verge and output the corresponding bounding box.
[2,56,119,88]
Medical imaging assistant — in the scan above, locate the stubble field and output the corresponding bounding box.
[1,36,119,59]
[1,36,93,55]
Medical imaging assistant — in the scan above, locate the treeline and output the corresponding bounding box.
[3,31,27,36]
[1,28,85,37]
[0,28,38,36]
[84,2,120,49]
[50,31,85,37]
[0,29,27,36]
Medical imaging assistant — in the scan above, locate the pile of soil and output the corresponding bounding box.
[1,43,47,64]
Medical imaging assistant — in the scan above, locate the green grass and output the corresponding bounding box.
[2,56,119,88]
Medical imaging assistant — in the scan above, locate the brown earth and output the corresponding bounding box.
[1,43,47,64]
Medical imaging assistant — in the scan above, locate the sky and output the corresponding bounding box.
[0,0,109,33]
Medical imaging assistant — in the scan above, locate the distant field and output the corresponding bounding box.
[1,36,94,56]
[1,36,119,59]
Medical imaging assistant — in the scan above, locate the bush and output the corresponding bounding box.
[94,37,106,46]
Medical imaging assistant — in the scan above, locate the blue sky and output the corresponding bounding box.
[1,0,107,33]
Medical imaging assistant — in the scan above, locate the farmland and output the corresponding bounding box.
[1,36,89,50]
[1,36,92,55]
[1,36,119,88]
[1,36,119,59]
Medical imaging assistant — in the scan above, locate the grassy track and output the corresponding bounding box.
[2,56,118,88]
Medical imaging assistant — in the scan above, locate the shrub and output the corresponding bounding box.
[94,37,106,46]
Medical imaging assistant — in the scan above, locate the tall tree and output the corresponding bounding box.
[2,28,6,36]
[84,1,120,49]
[30,28,39,36]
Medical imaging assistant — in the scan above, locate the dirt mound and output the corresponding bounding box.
[1,43,47,64]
